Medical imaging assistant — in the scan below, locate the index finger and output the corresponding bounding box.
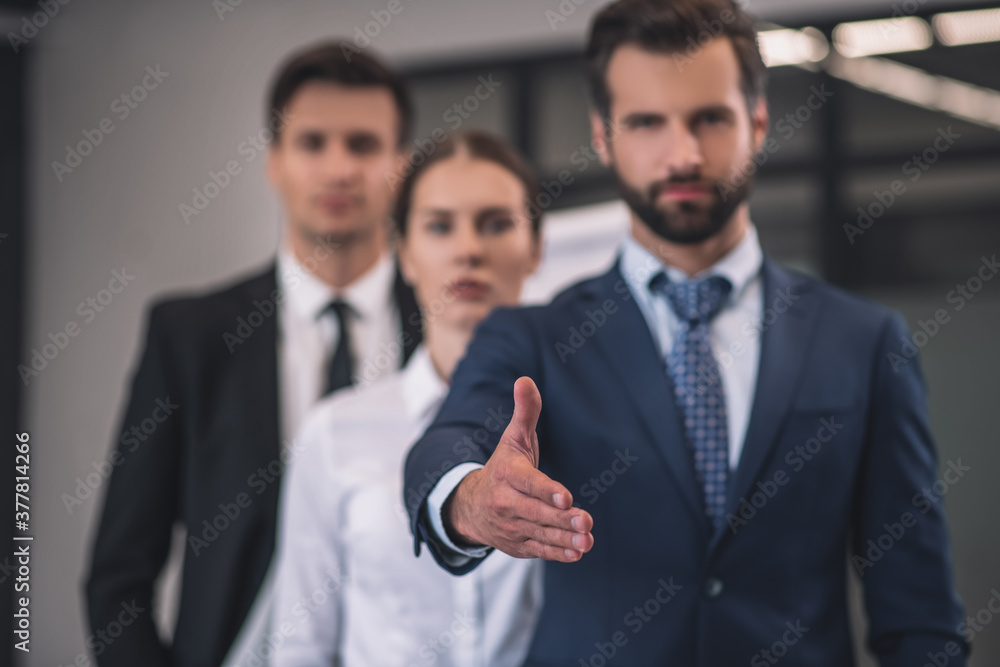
[509,464,575,510]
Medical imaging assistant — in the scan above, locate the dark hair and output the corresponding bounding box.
[585,0,766,121]
[392,129,543,238]
[266,41,414,147]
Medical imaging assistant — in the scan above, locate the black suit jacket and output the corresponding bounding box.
[85,261,421,667]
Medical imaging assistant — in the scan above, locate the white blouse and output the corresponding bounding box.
[269,345,543,667]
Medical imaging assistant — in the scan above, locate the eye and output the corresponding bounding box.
[426,219,451,235]
[697,110,727,127]
[628,115,663,130]
[347,133,381,155]
[298,132,324,152]
[481,216,515,235]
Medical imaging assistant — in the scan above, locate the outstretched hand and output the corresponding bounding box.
[445,377,594,562]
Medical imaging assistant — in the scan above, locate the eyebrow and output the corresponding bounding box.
[475,206,516,220]
[621,104,736,123]
[413,206,517,219]
[413,208,454,218]
[693,104,736,118]
[292,127,383,139]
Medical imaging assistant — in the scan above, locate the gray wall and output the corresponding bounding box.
[9,0,996,664]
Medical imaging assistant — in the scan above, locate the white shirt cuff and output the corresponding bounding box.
[427,462,491,562]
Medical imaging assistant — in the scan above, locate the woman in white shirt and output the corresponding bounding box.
[270,129,545,667]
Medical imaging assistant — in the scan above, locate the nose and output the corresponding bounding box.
[661,121,703,178]
[322,138,362,184]
[454,218,486,267]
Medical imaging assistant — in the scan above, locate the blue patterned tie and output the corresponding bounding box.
[650,273,733,526]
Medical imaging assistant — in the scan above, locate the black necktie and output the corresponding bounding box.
[323,299,355,395]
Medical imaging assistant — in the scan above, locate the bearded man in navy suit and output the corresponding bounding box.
[404,0,967,665]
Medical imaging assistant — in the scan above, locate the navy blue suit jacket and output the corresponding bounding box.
[404,257,967,666]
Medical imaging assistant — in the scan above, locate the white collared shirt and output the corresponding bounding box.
[269,345,544,667]
[276,246,403,443]
[427,224,765,560]
[223,246,406,667]
[617,224,764,470]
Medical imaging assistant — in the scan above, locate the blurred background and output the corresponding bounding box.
[1,0,998,664]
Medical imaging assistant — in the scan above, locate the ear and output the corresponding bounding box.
[750,97,769,155]
[589,110,613,167]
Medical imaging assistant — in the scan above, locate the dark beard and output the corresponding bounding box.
[614,168,752,245]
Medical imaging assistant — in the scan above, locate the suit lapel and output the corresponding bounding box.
[710,258,821,549]
[237,265,282,466]
[586,264,710,530]
[209,265,282,657]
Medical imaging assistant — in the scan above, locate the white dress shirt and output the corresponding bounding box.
[223,246,404,666]
[276,245,402,442]
[269,344,543,667]
[427,224,765,561]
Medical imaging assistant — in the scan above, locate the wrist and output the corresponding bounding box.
[443,470,485,548]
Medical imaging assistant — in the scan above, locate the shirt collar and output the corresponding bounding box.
[277,246,395,322]
[400,344,448,421]
[620,223,763,302]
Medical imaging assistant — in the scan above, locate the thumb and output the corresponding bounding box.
[503,376,542,463]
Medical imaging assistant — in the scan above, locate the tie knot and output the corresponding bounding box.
[650,273,732,324]
[321,299,354,324]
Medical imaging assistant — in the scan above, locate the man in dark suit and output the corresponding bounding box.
[404,1,967,665]
[86,43,422,666]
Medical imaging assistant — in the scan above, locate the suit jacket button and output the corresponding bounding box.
[705,577,724,598]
